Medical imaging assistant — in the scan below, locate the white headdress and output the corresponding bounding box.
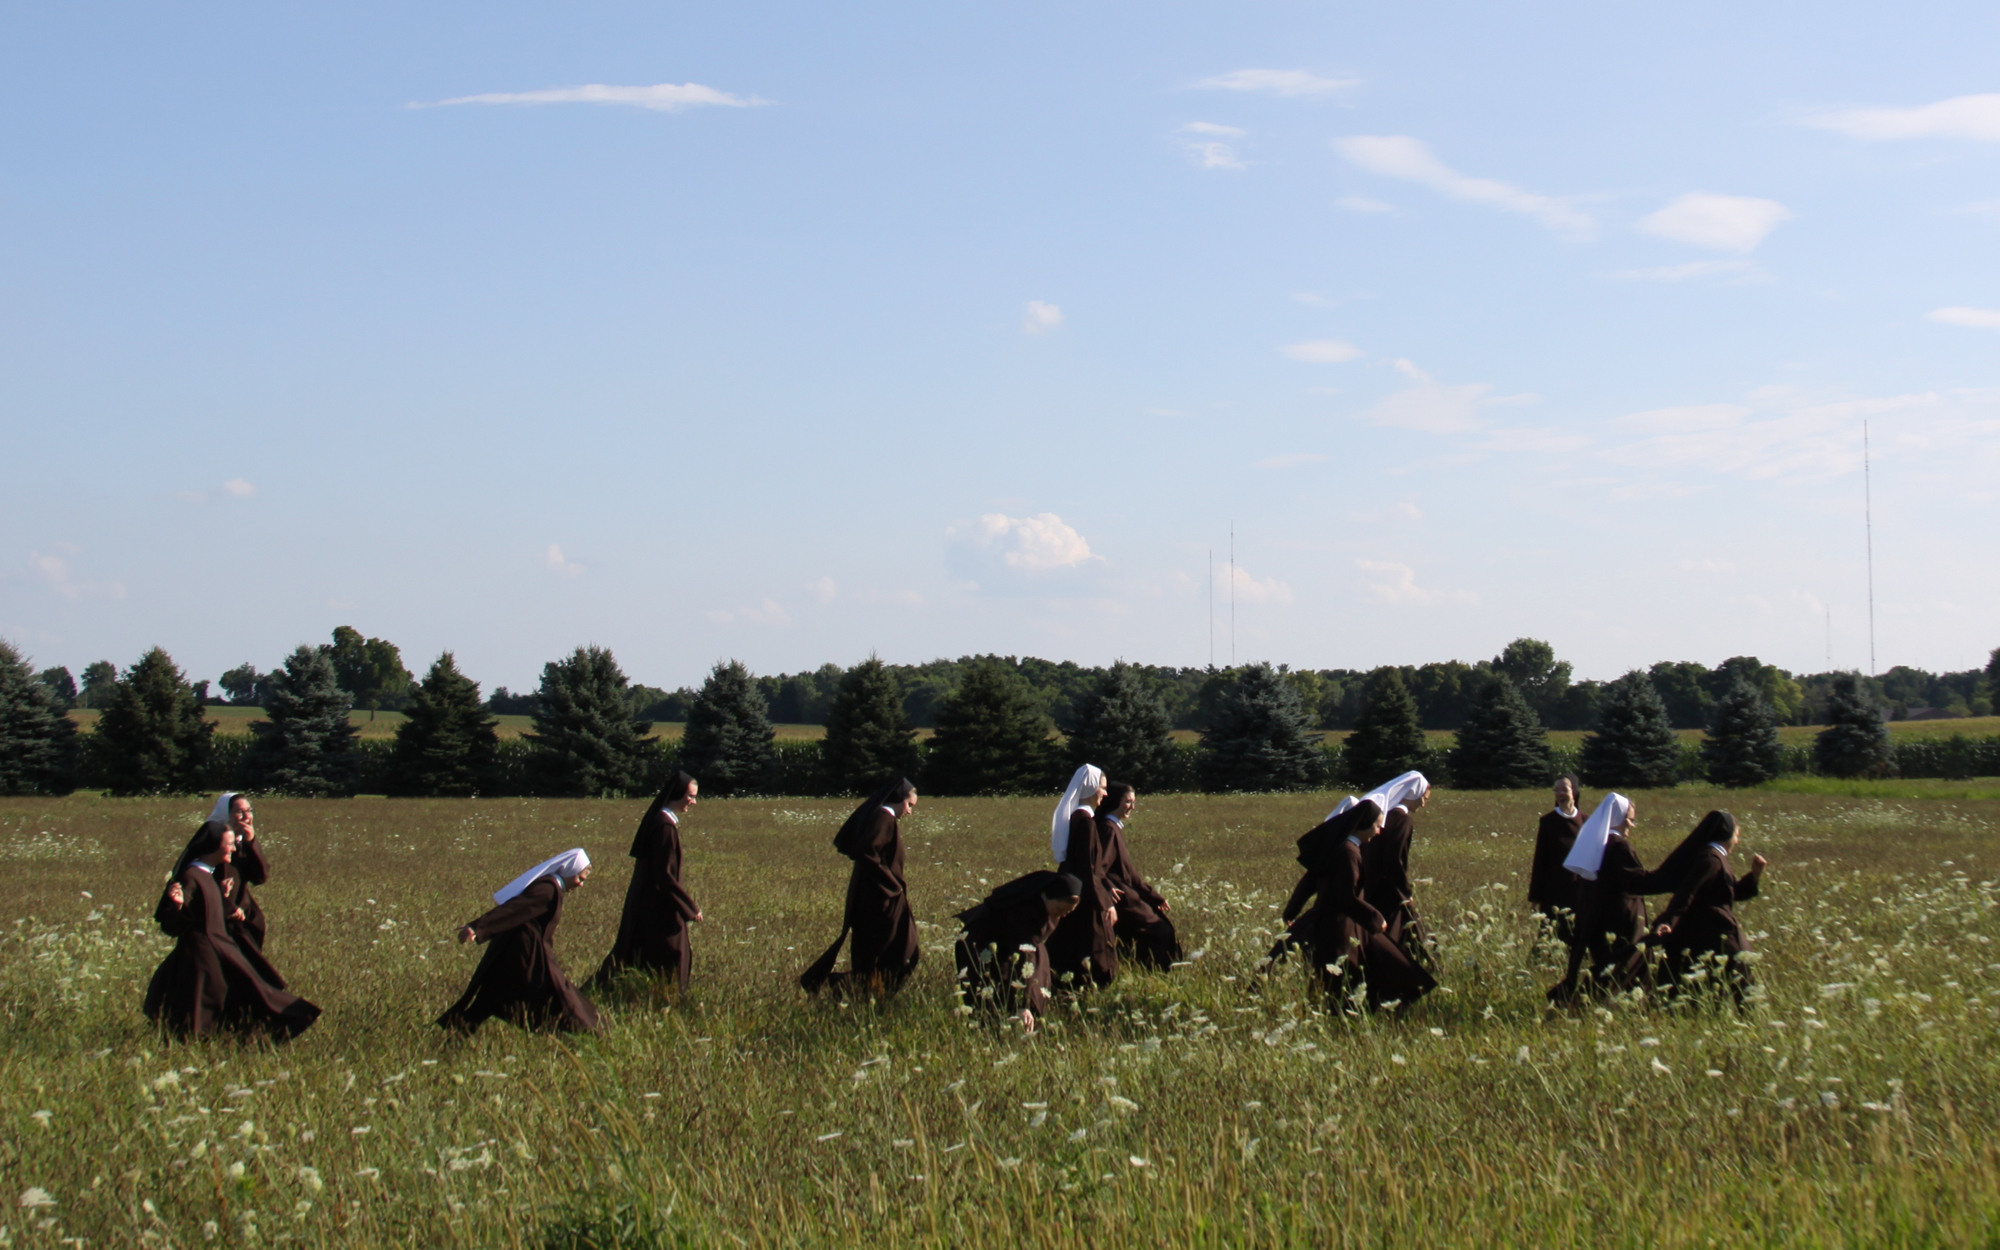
[1561,793,1632,882]
[207,792,244,824]
[1328,770,1429,822]
[1051,764,1105,862]
[494,848,591,905]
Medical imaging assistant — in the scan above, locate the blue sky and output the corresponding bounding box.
[5,1,1997,693]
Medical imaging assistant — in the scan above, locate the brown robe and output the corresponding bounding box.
[1653,846,1760,1001]
[1362,806,1431,962]
[143,864,319,1039]
[1102,814,1182,971]
[1048,808,1119,988]
[1548,834,1660,1003]
[439,878,599,1033]
[954,872,1066,1022]
[1527,808,1584,942]
[592,808,699,992]
[1302,837,1436,1011]
[799,807,920,995]
[225,835,270,955]
[1259,817,1342,970]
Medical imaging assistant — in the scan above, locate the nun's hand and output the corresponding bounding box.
[1158,900,1170,913]
[221,877,234,897]
[167,883,185,908]
[1106,907,1118,926]
[1019,1009,1037,1034]
[1750,854,1768,872]
[457,926,477,944]
[1655,924,1673,937]
[1376,919,1388,933]
[229,908,246,922]
[693,911,704,923]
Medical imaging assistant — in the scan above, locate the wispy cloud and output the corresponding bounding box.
[1333,136,1592,237]
[1804,93,2000,142]
[1363,359,1527,434]
[425,82,766,112]
[543,544,584,577]
[222,478,256,498]
[1224,564,1293,604]
[1255,452,1327,470]
[1195,69,1356,99]
[1927,306,2000,331]
[1600,390,1957,481]
[1022,301,1063,334]
[1335,194,1393,214]
[1180,123,1247,170]
[1281,338,1362,363]
[1637,193,1793,253]
[1609,259,1757,282]
[1356,559,1477,606]
[807,576,837,603]
[29,552,124,601]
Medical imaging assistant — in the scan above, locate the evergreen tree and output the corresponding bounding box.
[1450,673,1552,789]
[1813,673,1894,779]
[34,666,77,710]
[92,648,214,795]
[527,646,655,797]
[1702,677,1783,787]
[386,652,499,797]
[821,657,920,796]
[1066,662,1178,790]
[680,659,779,797]
[1578,670,1683,789]
[0,643,80,795]
[1342,669,1429,788]
[1196,663,1325,793]
[924,660,1055,795]
[245,645,361,796]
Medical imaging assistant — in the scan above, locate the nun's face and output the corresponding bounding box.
[1091,782,1109,807]
[216,828,238,860]
[1115,790,1137,819]
[1553,779,1574,810]
[897,791,919,817]
[566,867,592,889]
[678,781,700,812]
[1619,802,1638,833]
[228,798,254,837]
[1044,895,1080,919]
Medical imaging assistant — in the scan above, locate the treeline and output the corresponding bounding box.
[4,634,1992,799]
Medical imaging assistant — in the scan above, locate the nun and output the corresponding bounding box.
[1649,811,1767,1005]
[799,779,921,998]
[1547,794,1657,1004]
[1046,764,1120,989]
[208,792,271,957]
[1263,781,1406,974]
[1297,800,1437,1012]
[1527,775,1585,947]
[1360,771,1435,964]
[590,773,703,994]
[953,871,1083,1033]
[438,848,599,1034]
[1100,782,1182,971]
[143,821,321,1040]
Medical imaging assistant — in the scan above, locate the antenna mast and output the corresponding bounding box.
[1207,550,1214,668]
[1864,421,1877,677]
[1229,521,1236,667]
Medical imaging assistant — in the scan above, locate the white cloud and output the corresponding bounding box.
[951,512,1099,574]
[1147,407,1191,417]
[1186,140,1246,170]
[1609,259,1757,282]
[1182,121,1245,137]
[1255,452,1327,469]
[1224,564,1293,604]
[742,598,791,626]
[1599,390,1963,481]
[29,552,124,600]
[807,576,837,603]
[1464,426,1591,454]
[1362,359,1518,434]
[1355,559,1477,606]
[543,544,584,577]
[1616,403,1755,434]
[427,82,765,112]
[1333,135,1593,236]
[222,478,255,498]
[1637,193,1793,253]
[1927,306,2000,331]
[1805,93,2000,142]
[1022,301,1063,334]
[1281,338,1362,363]
[1335,194,1393,214]
[1392,501,1424,521]
[1679,558,1737,574]
[1195,69,1357,99]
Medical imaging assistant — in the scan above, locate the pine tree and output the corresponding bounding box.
[245,645,361,796]
[1342,670,1429,788]
[1196,663,1325,792]
[386,652,499,797]
[1578,670,1682,789]
[821,657,920,796]
[924,660,1055,795]
[1813,673,1894,779]
[680,660,779,797]
[92,648,215,795]
[1066,662,1178,790]
[0,643,80,795]
[1702,677,1783,787]
[1450,673,1552,789]
[527,646,655,797]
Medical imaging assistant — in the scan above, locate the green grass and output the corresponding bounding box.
[2,788,1997,1246]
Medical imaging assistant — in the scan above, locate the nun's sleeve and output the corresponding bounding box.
[234,837,270,886]
[1653,854,1723,934]
[1731,868,1759,902]
[1279,873,1318,923]
[154,875,200,937]
[465,879,556,941]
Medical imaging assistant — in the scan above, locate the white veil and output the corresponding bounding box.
[1561,793,1632,882]
[1051,764,1105,862]
[494,848,592,905]
[1327,770,1430,821]
[207,792,243,824]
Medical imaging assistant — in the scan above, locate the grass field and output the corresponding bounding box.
[2,787,1997,1247]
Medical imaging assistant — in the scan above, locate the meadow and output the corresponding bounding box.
[1,786,1996,1247]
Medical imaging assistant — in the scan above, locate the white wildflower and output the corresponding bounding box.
[1651,1058,1670,1075]
[18,1187,56,1210]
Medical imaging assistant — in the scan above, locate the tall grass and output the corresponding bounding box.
[1,789,1996,1247]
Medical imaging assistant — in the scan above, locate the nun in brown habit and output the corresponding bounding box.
[1650,811,1766,1006]
[1527,775,1585,947]
[1547,794,1661,1004]
[1099,782,1182,970]
[799,779,921,997]
[1046,764,1120,989]
[954,871,1082,1032]
[143,821,320,1040]
[591,772,703,993]
[207,792,272,958]
[1296,800,1437,1012]
[1361,771,1435,965]
[439,849,600,1034]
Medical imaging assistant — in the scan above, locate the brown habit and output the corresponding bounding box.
[1102,814,1181,970]
[1048,808,1118,987]
[1548,834,1659,1003]
[1362,806,1431,960]
[225,834,271,955]
[1527,808,1585,940]
[1302,837,1436,1010]
[439,878,599,1033]
[592,807,699,992]
[143,865,320,1040]
[953,871,1066,1021]
[799,807,920,995]
[1653,846,1760,998]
